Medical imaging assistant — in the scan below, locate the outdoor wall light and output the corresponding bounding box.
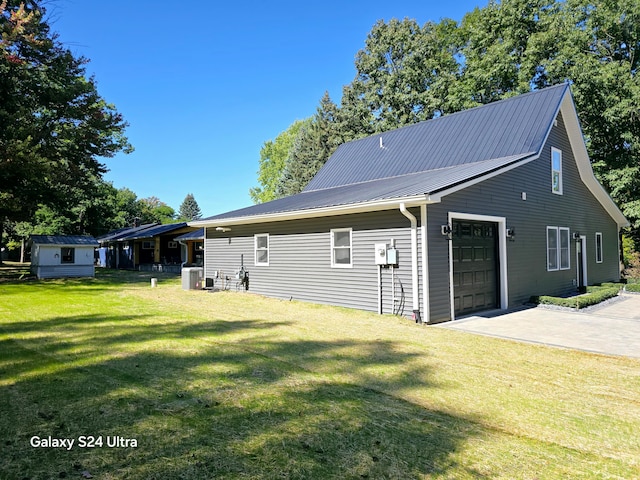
[573,232,581,240]
[506,227,516,241]
[441,224,452,240]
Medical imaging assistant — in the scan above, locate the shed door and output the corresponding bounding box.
[452,220,499,316]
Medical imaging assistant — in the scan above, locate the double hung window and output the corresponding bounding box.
[254,234,269,266]
[331,228,352,267]
[547,226,570,271]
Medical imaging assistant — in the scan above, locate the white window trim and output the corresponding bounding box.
[61,247,75,264]
[331,228,352,268]
[547,226,571,272]
[595,232,603,263]
[551,147,563,195]
[254,233,269,266]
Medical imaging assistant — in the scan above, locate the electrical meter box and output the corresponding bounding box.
[375,243,388,265]
[374,244,398,265]
[387,247,398,265]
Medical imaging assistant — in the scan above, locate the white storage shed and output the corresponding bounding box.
[30,235,99,279]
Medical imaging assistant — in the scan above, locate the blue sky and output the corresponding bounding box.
[51,1,483,218]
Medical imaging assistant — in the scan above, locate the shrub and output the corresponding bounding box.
[530,286,620,309]
[625,283,640,293]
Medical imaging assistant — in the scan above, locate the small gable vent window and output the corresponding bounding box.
[331,228,352,268]
[551,147,563,195]
[61,247,75,264]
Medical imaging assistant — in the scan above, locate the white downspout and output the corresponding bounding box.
[400,203,421,323]
[421,205,429,323]
[179,241,188,268]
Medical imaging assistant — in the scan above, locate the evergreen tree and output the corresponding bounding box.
[0,0,131,262]
[179,193,202,221]
[276,93,343,197]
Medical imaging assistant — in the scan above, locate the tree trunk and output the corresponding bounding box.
[20,238,26,263]
[0,217,4,266]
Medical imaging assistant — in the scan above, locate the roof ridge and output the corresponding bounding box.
[336,83,569,145]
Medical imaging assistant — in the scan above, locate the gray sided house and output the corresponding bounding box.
[30,235,99,279]
[191,84,628,323]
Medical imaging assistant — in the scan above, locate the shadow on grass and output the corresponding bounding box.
[0,309,488,479]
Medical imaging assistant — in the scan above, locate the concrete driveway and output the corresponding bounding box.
[437,293,640,359]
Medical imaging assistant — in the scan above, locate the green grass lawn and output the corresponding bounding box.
[1,270,639,479]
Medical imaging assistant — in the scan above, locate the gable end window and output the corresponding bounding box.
[547,226,570,271]
[331,228,352,268]
[255,234,269,266]
[551,147,563,195]
[61,247,75,264]
[595,232,603,263]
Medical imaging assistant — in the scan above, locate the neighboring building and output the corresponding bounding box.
[97,223,196,272]
[30,235,99,279]
[190,84,628,323]
[174,228,204,266]
[96,223,156,269]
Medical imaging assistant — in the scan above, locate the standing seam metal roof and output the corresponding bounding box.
[304,84,567,191]
[30,235,99,246]
[197,84,568,223]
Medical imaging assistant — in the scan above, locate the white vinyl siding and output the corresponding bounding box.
[547,226,570,271]
[331,228,352,268]
[254,234,269,266]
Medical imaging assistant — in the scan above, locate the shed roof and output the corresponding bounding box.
[31,235,99,247]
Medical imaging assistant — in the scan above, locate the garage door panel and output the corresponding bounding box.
[452,220,498,316]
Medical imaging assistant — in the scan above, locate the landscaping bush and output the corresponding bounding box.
[530,286,620,309]
[625,283,640,293]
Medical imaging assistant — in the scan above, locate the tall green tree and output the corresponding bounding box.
[138,197,175,225]
[341,17,463,133]
[276,93,343,197]
[178,193,202,221]
[457,0,640,235]
[0,0,132,261]
[250,118,310,204]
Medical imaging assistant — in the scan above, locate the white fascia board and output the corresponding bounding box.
[189,195,432,228]
[559,92,629,227]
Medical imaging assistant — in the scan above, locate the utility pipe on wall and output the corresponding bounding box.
[399,203,421,323]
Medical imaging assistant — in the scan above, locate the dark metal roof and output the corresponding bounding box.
[305,84,567,191]
[202,153,533,222]
[122,223,189,240]
[96,224,157,243]
[31,235,99,246]
[197,84,568,224]
[174,228,204,241]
